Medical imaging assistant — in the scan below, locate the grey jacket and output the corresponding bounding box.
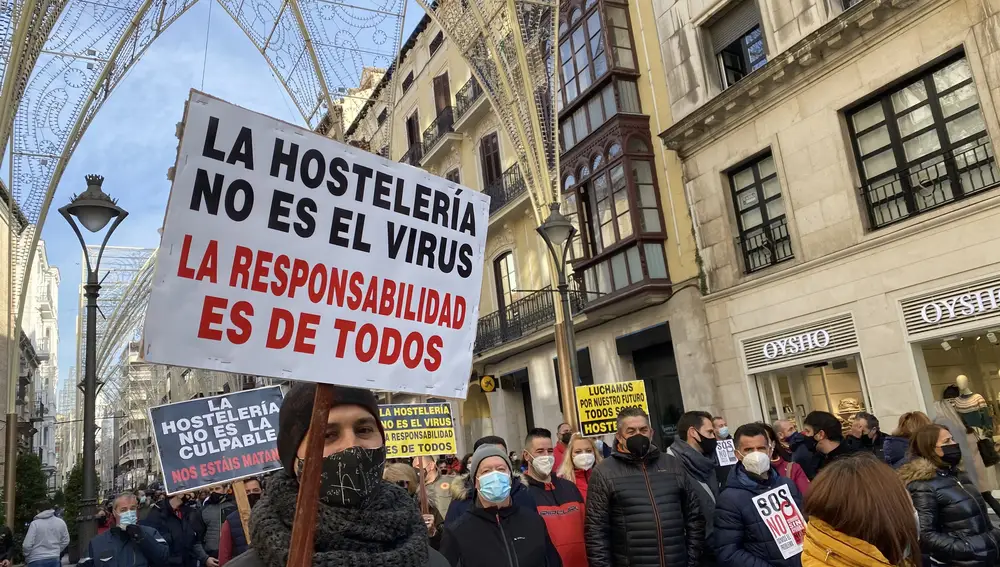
[23,510,70,563]
[198,498,236,559]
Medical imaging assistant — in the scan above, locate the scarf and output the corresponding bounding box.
[668,438,717,488]
[250,471,430,567]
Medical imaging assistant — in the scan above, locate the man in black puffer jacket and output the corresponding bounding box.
[585,407,705,567]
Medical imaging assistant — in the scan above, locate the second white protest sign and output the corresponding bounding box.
[144,91,489,398]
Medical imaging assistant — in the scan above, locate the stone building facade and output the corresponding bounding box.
[347,1,713,451]
[657,0,1000,430]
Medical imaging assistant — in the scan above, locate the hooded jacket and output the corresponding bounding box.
[444,472,537,526]
[84,525,171,567]
[898,457,1000,566]
[800,518,895,567]
[584,444,705,567]
[882,436,909,469]
[713,463,804,567]
[23,509,70,563]
[521,475,586,567]
[440,502,560,567]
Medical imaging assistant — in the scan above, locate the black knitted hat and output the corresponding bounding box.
[277,382,385,476]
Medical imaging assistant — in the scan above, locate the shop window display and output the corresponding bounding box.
[921,334,1000,438]
[755,357,868,435]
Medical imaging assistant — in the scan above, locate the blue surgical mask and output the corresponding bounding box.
[718,426,730,439]
[118,510,137,527]
[478,471,512,503]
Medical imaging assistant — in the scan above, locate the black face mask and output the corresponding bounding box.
[860,434,874,447]
[697,433,718,456]
[625,434,651,458]
[246,493,262,508]
[941,444,962,468]
[207,493,223,505]
[560,432,572,445]
[296,445,387,508]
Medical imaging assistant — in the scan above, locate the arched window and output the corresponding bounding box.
[627,136,650,153]
[585,0,597,8]
[570,8,582,23]
[592,154,603,170]
[579,165,590,178]
[608,142,622,158]
[564,174,576,189]
[559,21,568,35]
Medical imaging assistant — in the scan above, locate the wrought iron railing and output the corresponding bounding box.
[400,143,423,166]
[474,285,586,354]
[422,106,456,156]
[738,216,793,273]
[455,77,484,123]
[860,136,999,230]
[484,163,527,215]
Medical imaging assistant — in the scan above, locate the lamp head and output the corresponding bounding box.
[64,175,125,233]
[537,202,576,247]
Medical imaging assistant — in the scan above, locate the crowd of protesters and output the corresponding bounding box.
[41,381,1000,567]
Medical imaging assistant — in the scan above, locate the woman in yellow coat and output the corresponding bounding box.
[801,453,920,567]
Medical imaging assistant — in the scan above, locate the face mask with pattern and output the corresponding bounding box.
[296,446,387,508]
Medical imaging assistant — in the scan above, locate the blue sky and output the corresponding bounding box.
[47,0,424,390]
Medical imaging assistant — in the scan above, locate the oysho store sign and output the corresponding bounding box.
[742,314,858,373]
[761,329,831,360]
[901,276,1000,336]
[918,288,1000,324]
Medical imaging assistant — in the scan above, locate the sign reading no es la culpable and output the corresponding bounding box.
[379,402,456,458]
[150,386,284,494]
[575,380,649,436]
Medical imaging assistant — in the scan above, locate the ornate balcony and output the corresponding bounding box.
[484,163,527,216]
[421,106,461,165]
[474,285,585,354]
[454,76,487,131]
[400,143,423,166]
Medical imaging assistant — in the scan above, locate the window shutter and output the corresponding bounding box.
[709,0,761,53]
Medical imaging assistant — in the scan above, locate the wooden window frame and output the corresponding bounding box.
[727,151,793,273]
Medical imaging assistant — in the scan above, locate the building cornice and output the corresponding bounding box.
[658,0,922,156]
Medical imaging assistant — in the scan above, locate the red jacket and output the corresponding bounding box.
[773,455,810,496]
[570,467,593,503]
[522,475,587,567]
[554,441,567,472]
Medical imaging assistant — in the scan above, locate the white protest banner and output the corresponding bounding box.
[716,438,738,466]
[143,91,489,398]
[753,484,806,559]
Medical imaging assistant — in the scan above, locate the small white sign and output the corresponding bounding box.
[143,91,489,398]
[716,439,738,466]
[753,485,806,560]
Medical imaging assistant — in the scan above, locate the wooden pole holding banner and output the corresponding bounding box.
[418,464,429,515]
[232,480,252,545]
[286,384,336,567]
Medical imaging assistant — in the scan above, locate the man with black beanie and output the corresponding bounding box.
[225,382,448,567]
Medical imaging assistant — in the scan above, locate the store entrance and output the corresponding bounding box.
[754,355,869,435]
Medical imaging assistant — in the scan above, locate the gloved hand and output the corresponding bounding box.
[125,524,143,542]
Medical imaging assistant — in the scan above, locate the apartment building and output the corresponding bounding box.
[347,1,712,449]
[656,0,1000,429]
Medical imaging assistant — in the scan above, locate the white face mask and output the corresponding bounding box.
[573,453,596,470]
[531,455,555,476]
[742,451,771,476]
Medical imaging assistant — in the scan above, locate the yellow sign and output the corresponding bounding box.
[479,375,496,392]
[378,402,457,458]
[575,380,649,437]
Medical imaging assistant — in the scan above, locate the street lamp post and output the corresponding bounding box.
[536,202,580,432]
[59,174,127,556]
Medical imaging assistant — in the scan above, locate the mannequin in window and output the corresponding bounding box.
[951,374,994,432]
